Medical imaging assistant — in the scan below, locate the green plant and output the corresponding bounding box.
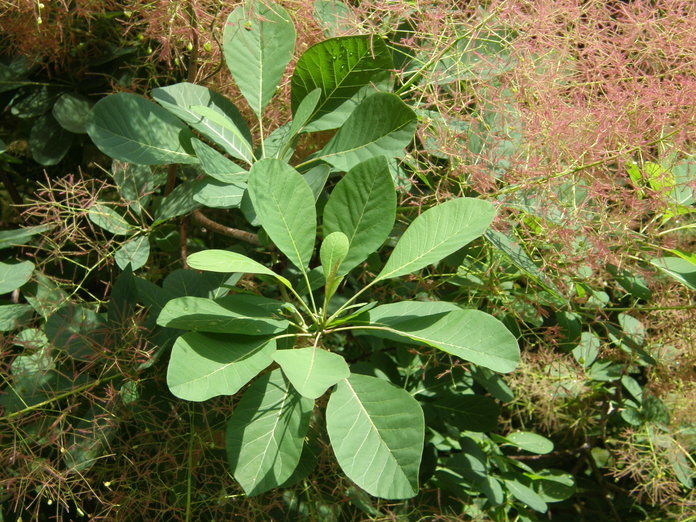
[81,1,521,501]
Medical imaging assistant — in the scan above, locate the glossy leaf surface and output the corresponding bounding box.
[291,35,392,120]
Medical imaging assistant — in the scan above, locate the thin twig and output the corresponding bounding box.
[191,209,261,245]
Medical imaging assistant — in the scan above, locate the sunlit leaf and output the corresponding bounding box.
[273,347,350,399]
[376,198,495,281]
[227,369,313,495]
[326,374,424,499]
[223,2,295,117]
[87,93,197,165]
[167,332,275,401]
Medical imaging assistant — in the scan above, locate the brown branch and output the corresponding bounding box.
[191,209,260,246]
[1,169,23,206]
[165,164,177,196]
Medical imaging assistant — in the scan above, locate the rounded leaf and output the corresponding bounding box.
[87,93,197,165]
[226,369,313,495]
[52,92,92,133]
[505,431,554,454]
[273,347,350,399]
[167,332,275,401]
[326,374,424,499]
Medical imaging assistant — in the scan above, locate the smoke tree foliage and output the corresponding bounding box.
[84,1,525,503]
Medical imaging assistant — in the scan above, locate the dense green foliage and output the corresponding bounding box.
[0,1,693,520]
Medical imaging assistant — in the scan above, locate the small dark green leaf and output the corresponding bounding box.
[88,203,133,235]
[45,304,109,361]
[114,235,150,270]
[0,225,53,250]
[504,431,554,454]
[111,161,166,215]
[154,181,202,223]
[572,331,600,368]
[0,304,33,331]
[504,478,548,513]
[29,114,74,166]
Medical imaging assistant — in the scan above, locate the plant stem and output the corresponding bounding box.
[191,210,260,245]
[165,164,177,196]
[0,374,121,422]
[185,402,195,522]
[324,279,377,326]
[0,168,23,206]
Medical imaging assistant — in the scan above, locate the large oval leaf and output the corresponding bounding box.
[152,82,253,164]
[376,198,495,281]
[223,2,295,117]
[156,294,288,335]
[167,332,275,401]
[291,35,393,121]
[326,374,424,499]
[227,369,313,495]
[273,347,350,399]
[323,156,396,275]
[247,159,316,272]
[364,301,519,373]
[316,93,417,171]
[87,93,197,165]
